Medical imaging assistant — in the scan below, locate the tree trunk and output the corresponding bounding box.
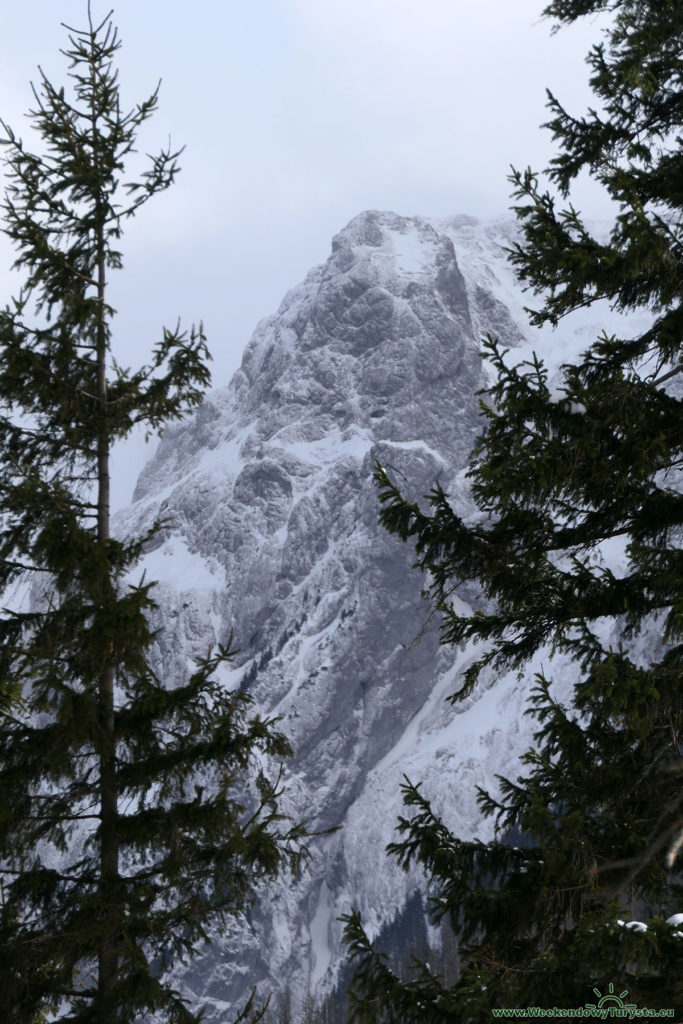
[95,212,119,1022]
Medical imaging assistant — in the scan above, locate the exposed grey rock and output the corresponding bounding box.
[116,210,632,1020]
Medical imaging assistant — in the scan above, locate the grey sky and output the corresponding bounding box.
[0,2,612,503]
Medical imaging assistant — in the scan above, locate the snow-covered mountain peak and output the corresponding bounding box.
[133,211,528,511]
[117,211,616,1019]
[329,208,458,281]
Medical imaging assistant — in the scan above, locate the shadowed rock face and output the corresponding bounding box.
[117,210,540,1018]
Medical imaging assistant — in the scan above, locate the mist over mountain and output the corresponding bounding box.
[115,210,637,1020]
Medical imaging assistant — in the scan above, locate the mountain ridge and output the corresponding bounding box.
[115,209,636,1018]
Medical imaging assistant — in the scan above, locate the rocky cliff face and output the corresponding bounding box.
[116,210,622,1019]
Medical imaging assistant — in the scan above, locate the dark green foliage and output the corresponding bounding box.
[0,9,303,1023]
[344,0,683,1018]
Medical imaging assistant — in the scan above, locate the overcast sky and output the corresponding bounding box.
[0,2,612,503]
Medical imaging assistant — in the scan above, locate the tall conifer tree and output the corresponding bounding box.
[0,9,301,1023]
[344,0,683,1017]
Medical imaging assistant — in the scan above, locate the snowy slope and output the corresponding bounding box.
[115,210,652,1019]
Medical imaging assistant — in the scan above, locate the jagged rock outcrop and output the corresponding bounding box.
[116,210,623,1019]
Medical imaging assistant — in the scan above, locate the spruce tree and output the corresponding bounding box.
[0,9,302,1023]
[344,0,683,1018]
